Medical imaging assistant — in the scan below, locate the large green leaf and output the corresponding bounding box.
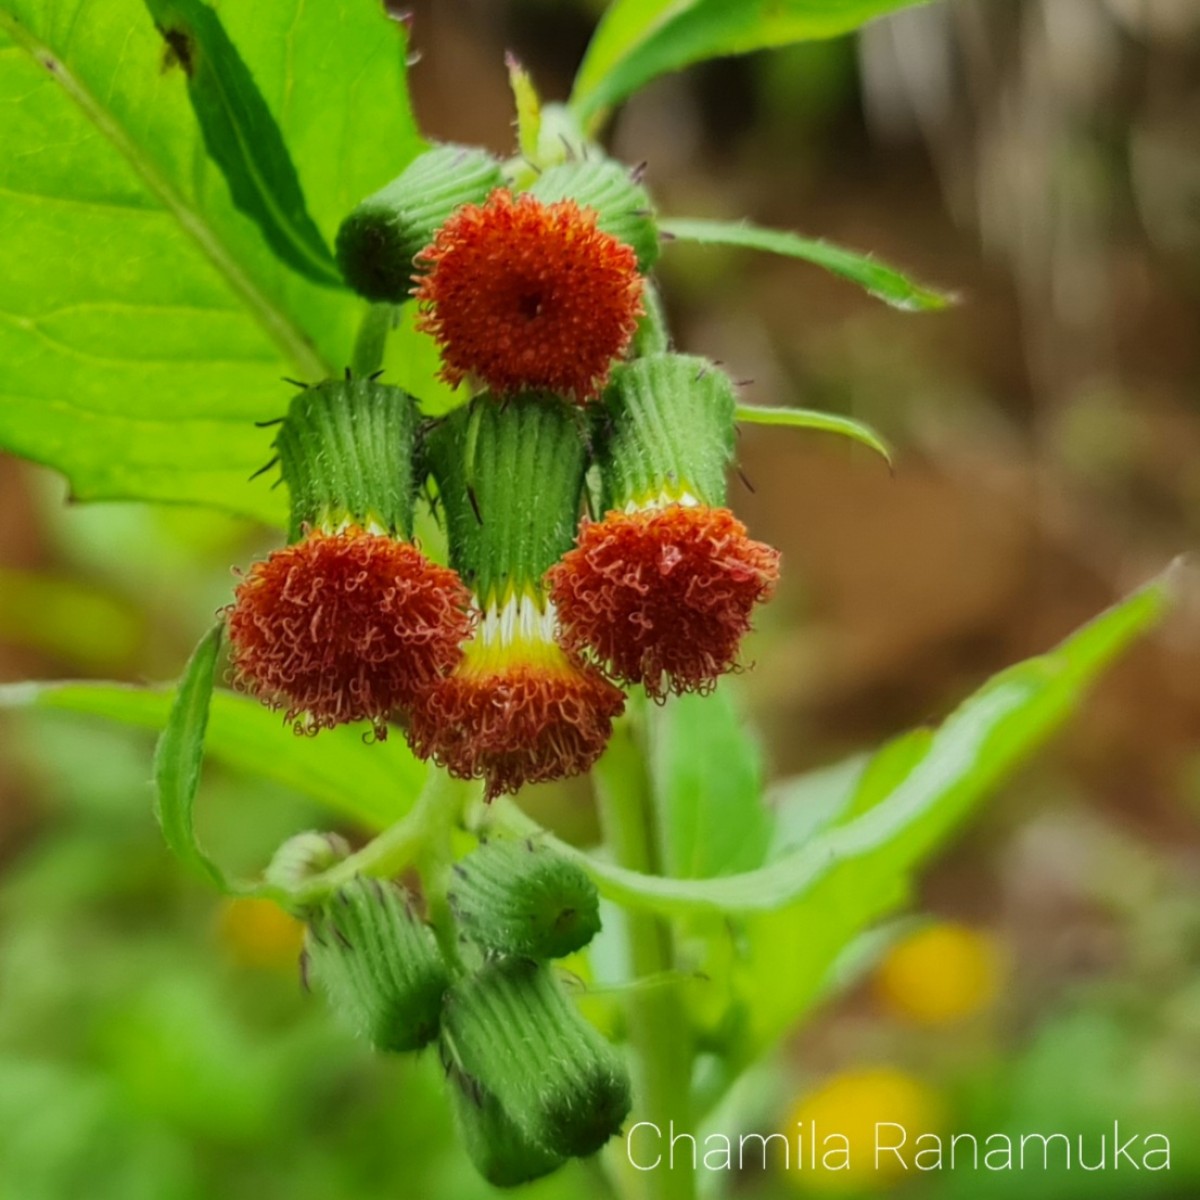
[572,0,936,125]
[0,678,425,830]
[649,686,771,879]
[0,0,423,521]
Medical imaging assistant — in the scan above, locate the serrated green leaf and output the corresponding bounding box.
[736,404,892,465]
[661,217,953,312]
[0,0,424,521]
[572,0,937,125]
[0,678,424,831]
[151,622,227,887]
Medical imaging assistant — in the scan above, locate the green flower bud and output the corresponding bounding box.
[441,958,631,1158]
[529,158,659,271]
[264,831,350,894]
[449,838,600,960]
[306,877,449,1053]
[445,1062,565,1187]
[336,144,505,301]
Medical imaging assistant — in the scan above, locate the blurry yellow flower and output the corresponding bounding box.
[781,1066,945,1193]
[874,922,1003,1025]
[217,897,305,972]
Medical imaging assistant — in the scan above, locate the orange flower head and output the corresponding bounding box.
[407,594,626,801]
[413,189,643,401]
[227,526,473,736]
[548,504,780,700]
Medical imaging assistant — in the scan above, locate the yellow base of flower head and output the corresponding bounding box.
[406,587,625,800]
[458,587,580,680]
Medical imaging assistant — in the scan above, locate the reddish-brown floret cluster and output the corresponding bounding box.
[407,645,625,801]
[549,504,781,699]
[226,527,473,735]
[413,189,643,401]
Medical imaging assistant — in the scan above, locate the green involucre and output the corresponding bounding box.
[528,157,659,271]
[445,1064,566,1187]
[423,395,589,606]
[598,353,738,510]
[440,957,631,1159]
[306,878,449,1053]
[632,278,671,357]
[274,377,420,541]
[449,838,601,960]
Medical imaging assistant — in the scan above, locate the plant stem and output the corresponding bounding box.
[595,711,696,1200]
[350,302,398,377]
[291,769,476,904]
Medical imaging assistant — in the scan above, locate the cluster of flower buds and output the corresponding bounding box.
[273,833,625,1186]
[225,140,780,799]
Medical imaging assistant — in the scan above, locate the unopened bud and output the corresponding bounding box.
[441,958,631,1158]
[306,877,449,1052]
[449,838,600,960]
[264,831,350,894]
[336,144,504,301]
[445,1062,565,1187]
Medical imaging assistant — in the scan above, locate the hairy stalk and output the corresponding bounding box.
[350,302,399,378]
[291,770,478,905]
[595,709,696,1200]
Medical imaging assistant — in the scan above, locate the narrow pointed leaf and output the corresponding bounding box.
[507,53,543,163]
[660,217,953,312]
[736,404,892,465]
[572,0,688,126]
[152,622,227,887]
[143,0,341,287]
